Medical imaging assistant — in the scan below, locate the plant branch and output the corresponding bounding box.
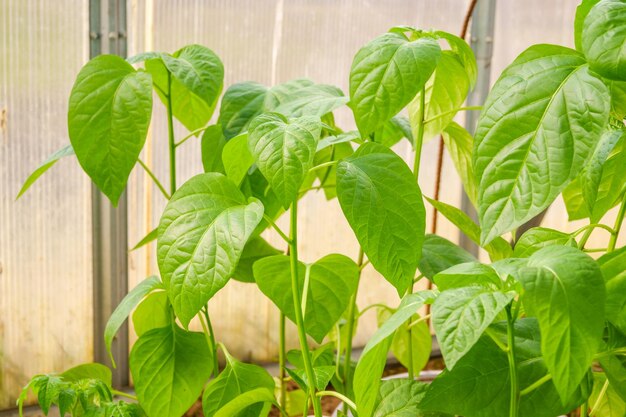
[288,200,323,417]
[609,192,626,252]
[263,214,291,244]
[309,160,338,172]
[166,71,177,194]
[175,125,212,148]
[112,389,138,401]
[506,305,519,417]
[317,391,357,413]
[137,158,171,200]
[200,306,220,378]
[520,373,552,396]
[423,105,483,124]
[278,312,287,411]
[343,248,364,413]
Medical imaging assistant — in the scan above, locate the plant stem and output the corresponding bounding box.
[423,105,483,124]
[137,158,171,200]
[413,87,426,179]
[609,192,626,252]
[342,248,364,413]
[317,391,357,413]
[288,200,323,417]
[263,214,291,244]
[589,379,609,416]
[485,327,509,352]
[309,160,338,172]
[578,227,595,250]
[278,312,287,411]
[166,71,177,195]
[520,373,552,396]
[581,401,589,417]
[506,305,519,417]
[174,125,211,148]
[112,389,138,401]
[202,307,220,378]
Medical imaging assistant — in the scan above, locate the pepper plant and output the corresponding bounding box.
[16,0,626,416]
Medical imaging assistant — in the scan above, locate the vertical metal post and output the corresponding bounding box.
[90,0,129,388]
[460,0,496,254]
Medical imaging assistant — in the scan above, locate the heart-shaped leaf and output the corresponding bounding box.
[253,254,359,343]
[349,32,441,135]
[274,84,348,118]
[248,113,321,208]
[68,55,153,206]
[582,0,626,81]
[474,44,609,244]
[130,324,213,417]
[157,173,264,326]
[512,227,576,258]
[337,142,426,295]
[218,81,268,139]
[418,234,477,280]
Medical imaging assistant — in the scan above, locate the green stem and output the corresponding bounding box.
[520,374,552,396]
[485,327,509,352]
[317,391,357,413]
[112,389,138,401]
[309,160,338,172]
[578,227,595,250]
[356,303,394,319]
[582,401,589,417]
[166,71,177,195]
[288,200,323,417]
[137,158,171,200]
[571,223,616,238]
[175,125,211,148]
[263,214,291,244]
[609,192,626,252]
[203,307,220,378]
[343,248,364,412]
[413,87,426,179]
[589,379,609,416]
[423,105,483,124]
[278,312,287,411]
[506,305,519,417]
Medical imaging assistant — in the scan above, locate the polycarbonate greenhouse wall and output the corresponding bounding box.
[0,0,620,411]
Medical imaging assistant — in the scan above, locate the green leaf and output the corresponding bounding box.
[35,376,64,415]
[130,228,158,251]
[474,44,609,244]
[17,144,74,199]
[441,122,477,206]
[435,30,478,89]
[512,227,577,258]
[518,245,605,401]
[264,79,314,110]
[241,170,284,236]
[609,80,626,119]
[425,197,512,261]
[213,388,278,417]
[232,236,281,283]
[223,133,254,186]
[248,113,321,208]
[575,0,601,51]
[85,402,146,417]
[68,55,153,206]
[130,324,213,417]
[421,318,590,417]
[132,291,171,337]
[377,309,431,372]
[354,336,393,417]
[218,81,268,139]
[274,84,349,118]
[336,143,426,295]
[600,352,626,403]
[202,348,274,417]
[147,45,223,131]
[581,129,626,222]
[433,262,503,291]
[61,363,112,387]
[408,51,470,142]
[432,286,514,369]
[374,379,450,417]
[58,388,77,417]
[286,366,335,391]
[157,173,264,326]
[253,254,359,343]
[588,373,626,417]
[349,32,441,135]
[598,246,626,333]
[312,141,354,200]
[104,276,162,367]
[582,0,626,81]
[201,124,227,174]
[563,177,591,220]
[418,234,477,280]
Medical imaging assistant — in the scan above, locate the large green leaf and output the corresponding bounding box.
[213,388,277,417]
[68,55,153,206]
[248,113,321,208]
[588,372,626,417]
[263,79,314,110]
[421,319,589,417]
[575,0,601,51]
[582,0,626,81]
[17,144,75,199]
[336,143,426,295]
[512,227,576,258]
[223,133,254,186]
[518,245,605,401]
[354,336,393,417]
[418,234,477,280]
[132,291,171,337]
[408,51,470,142]
[600,352,626,403]
[433,262,503,291]
[598,246,626,333]
[441,122,477,206]
[232,236,281,283]
[473,44,609,244]
[374,379,451,417]
[435,30,477,89]
[202,348,274,417]
[432,286,514,369]
[377,310,431,372]
[157,173,264,326]
[129,324,213,417]
[425,197,512,261]
[218,81,268,139]
[274,84,348,118]
[201,124,227,174]
[104,276,162,367]
[60,363,112,387]
[253,254,359,343]
[349,32,440,135]
[147,45,223,131]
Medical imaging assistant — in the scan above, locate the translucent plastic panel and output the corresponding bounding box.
[0,1,92,409]
[126,0,470,362]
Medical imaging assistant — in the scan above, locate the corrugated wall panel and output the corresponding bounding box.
[0,0,92,409]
